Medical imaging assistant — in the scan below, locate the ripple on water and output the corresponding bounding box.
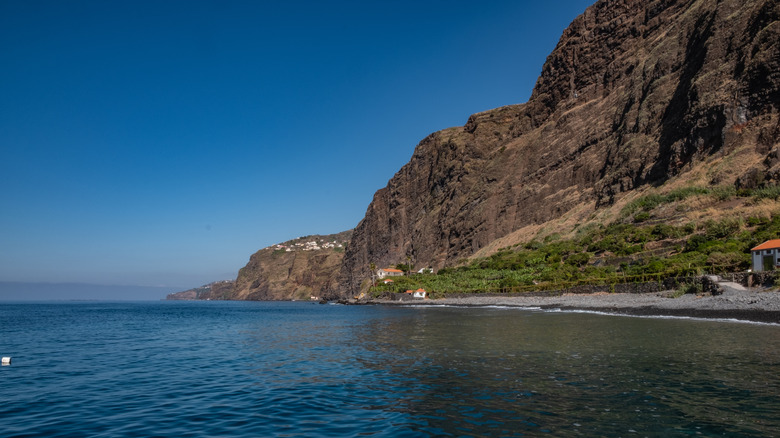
[1,302,780,437]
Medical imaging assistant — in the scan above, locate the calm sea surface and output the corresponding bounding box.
[1,301,779,437]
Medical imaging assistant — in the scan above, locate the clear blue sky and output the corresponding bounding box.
[0,0,592,290]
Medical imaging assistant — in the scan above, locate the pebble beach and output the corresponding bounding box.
[370,282,780,324]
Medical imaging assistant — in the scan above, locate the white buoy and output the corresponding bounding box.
[1,357,11,366]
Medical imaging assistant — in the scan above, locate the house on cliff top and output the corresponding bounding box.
[751,240,780,272]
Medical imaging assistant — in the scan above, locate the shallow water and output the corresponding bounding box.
[1,301,779,437]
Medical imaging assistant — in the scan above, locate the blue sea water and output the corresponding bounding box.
[1,301,779,437]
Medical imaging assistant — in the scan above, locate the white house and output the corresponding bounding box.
[751,239,780,272]
[377,268,404,279]
[413,288,427,299]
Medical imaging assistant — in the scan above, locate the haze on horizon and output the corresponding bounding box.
[0,0,592,298]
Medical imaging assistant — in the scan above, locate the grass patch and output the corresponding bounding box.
[670,281,702,298]
[750,185,780,201]
[621,184,780,220]
[621,186,710,218]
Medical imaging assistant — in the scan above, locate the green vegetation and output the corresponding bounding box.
[620,184,780,221]
[750,185,780,201]
[670,281,702,298]
[620,186,710,218]
[395,263,414,274]
[371,186,780,298]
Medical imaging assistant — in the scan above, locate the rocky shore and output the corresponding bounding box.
[367,282,780,324]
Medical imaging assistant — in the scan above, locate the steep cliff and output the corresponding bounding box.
[337,0,780,296]
[231,231,352,300]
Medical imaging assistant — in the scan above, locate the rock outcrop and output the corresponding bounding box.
[231,231,352,300]
[337,0,780,296]
[168,231,352,301]
[166,280,235,300]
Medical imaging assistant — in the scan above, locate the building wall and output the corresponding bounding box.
[752,248,779,272]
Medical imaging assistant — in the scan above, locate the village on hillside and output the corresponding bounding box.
[269,237,345,252]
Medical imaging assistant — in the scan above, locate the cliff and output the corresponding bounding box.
[336,0,780,296]
[167,231,352,301]
[231,230,352,300]
[166,280,235,300]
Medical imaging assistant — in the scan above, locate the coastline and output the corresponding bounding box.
[365,285,780,324]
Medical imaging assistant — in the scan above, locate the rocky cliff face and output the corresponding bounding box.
[337,0,780,296]
[231,231,352,300]
[167,231,352,301]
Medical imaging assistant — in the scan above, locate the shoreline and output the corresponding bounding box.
[364,287,780,324]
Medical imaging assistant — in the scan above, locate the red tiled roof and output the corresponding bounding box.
[416,289,426,292]
[752,239,780,251]
[382,268,403,273]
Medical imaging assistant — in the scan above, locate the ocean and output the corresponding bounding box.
[1,301,779,437]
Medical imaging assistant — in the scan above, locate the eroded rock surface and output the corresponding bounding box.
[337,0,780,296]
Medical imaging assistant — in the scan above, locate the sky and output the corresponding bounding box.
[0,0,593,293]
